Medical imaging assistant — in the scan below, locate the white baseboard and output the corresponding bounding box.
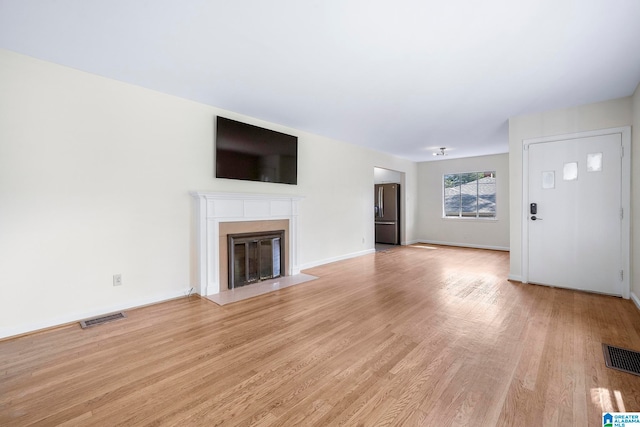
[508,275,524,283]
[631,292,640,311]
[416,239,510,252]
[0,288,193,340]
[300,248,375,270]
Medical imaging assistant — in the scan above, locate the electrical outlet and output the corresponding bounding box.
[113,274,122,286]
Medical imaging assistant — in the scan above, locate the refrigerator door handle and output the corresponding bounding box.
[379,186,384,218]
[376,221,396,225]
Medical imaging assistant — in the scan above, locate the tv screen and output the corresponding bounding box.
[215,116,298,185]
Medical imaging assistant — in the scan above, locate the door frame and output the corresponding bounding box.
[521,126,631,298]
[373,167,406,245]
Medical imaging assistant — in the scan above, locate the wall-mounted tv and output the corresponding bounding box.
[215,116,298,185]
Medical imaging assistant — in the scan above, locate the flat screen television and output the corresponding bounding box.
[215,116,298,185]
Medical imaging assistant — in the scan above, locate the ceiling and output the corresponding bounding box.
[2,0,640,162]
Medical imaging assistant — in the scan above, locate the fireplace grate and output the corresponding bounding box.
[80,312,127,329]
[602,343,640,376]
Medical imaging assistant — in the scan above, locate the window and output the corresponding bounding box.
[443,171,496,218]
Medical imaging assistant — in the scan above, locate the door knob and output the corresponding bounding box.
[531,216,542,221]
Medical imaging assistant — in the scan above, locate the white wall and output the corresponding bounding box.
[0,50,417,338]
[508,97,633,282]
[632,83,640,304]
[374,167,402,184]
[416,154,510,250]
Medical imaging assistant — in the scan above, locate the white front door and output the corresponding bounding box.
[526,132,625,295]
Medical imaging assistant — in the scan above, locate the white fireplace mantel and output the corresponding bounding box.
[191,192,304,295]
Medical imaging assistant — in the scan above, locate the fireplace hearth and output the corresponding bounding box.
[228,230,285,289]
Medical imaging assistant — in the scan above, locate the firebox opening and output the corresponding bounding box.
[228,230,285,289]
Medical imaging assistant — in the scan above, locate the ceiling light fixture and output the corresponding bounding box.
[433,147,447,156]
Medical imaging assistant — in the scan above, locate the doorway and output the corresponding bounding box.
[374,167,404,248]
[522,127,630,297]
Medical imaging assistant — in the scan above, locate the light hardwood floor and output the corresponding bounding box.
[2,245,640,426]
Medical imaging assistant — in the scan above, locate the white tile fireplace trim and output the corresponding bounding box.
[191,192,304,296]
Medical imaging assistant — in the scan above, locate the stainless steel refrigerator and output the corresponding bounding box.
[374,183,400,244]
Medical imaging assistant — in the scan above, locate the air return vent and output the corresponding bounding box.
[80,312,126,329]
[602,343,640,376]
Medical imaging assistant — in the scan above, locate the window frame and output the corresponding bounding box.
[442,171,497,220]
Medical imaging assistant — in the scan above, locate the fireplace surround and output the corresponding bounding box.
[191,192,303,296]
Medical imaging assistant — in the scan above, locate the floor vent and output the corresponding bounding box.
[602,344,640,376]
[80,312,126,329]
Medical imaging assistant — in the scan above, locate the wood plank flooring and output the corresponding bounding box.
[2,244,640,426]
